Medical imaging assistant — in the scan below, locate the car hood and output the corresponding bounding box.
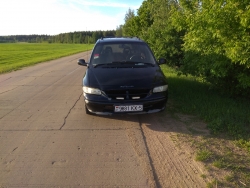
[86,67,167,89]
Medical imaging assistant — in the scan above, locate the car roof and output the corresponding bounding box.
[96,37,145,44]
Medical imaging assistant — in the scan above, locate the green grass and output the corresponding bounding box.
[161,65,250,142]
[161,64,250,187]
[0,43,94,73]
[212,158,227,168]
[195,149,213,162]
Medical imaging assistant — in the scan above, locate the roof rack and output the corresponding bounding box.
[132,36,140,40]
[100,36,141,40]
[100,36,115,40]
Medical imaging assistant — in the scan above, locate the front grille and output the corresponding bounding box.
[104,89,151,100]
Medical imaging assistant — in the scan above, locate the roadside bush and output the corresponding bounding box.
[123,0,250,97]
[181,1,250,98]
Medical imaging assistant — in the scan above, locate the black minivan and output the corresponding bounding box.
[78,37,168,115]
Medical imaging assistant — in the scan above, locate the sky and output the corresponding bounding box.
[0,0,144,36]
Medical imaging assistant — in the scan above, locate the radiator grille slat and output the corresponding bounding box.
[104,89,150,100]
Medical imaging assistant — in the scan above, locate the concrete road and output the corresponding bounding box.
[0,52,155,187]
[0,51,207,187]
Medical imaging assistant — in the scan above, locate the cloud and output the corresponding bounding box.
[71,0,139,9]
[0,0,141,35]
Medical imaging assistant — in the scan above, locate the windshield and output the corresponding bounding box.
[90,42,156,66]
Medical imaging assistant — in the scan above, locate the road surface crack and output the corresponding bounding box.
[0,86,19,95]
[0,77,12,84]
[59,93,82,130]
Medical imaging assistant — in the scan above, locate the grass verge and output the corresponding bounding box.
[161,65,250,187]
[161,65,250,147]
[0,43,94,74]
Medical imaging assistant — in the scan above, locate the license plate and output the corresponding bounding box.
[115,105,143,112]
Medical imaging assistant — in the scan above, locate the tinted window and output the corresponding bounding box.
[90,42,156,65]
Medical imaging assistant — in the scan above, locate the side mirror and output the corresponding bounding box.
[78,59,88,66]
[158,58,166,65]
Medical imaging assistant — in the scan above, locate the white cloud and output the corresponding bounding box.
[71,0,139,9]
[0,0,141,35]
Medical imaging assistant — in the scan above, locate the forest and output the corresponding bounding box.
[122,0,250,98]
[0,30,117,44]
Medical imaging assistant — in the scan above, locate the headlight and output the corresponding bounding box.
[83,86,102,95]
[153,85,168,93]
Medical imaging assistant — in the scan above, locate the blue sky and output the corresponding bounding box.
[0,0,143,36]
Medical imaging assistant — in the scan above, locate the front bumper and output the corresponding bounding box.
[84,93,167,115]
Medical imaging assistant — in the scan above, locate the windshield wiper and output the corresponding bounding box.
[93,62,123,68]
[135,62,155,67]
[93,61,155,68]
[93,63,109,68]
[93,62,130,68]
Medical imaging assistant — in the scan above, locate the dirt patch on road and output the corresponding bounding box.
[138,113,207,187]
[138,111,250,187]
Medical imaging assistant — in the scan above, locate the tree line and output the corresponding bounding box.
[122,0,250,98]
[0,30,117,44]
